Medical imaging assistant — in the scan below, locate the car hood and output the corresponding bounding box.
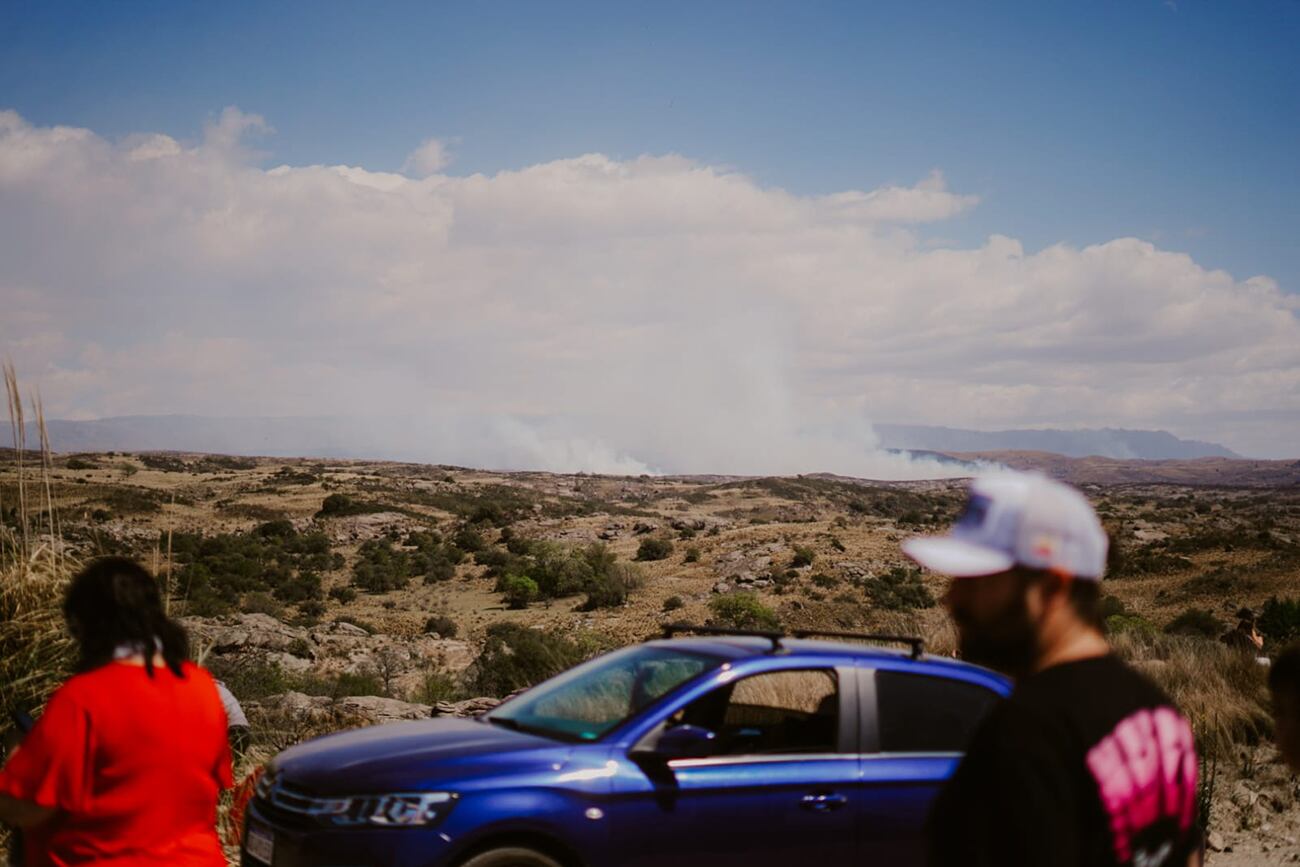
[272,717,573,794]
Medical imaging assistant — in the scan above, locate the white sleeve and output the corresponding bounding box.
[213,679,250,728]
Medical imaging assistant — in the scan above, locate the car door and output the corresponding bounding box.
[856,665,1004,866]
[607,663,861,867]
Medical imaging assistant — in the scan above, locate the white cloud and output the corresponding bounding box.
[402,137,451,177]
[0,110,1296,469]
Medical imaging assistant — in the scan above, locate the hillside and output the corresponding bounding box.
[3,450,1300,860]
[877,424,1242,459]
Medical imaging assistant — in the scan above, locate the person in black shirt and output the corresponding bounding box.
[903,472,1202,867]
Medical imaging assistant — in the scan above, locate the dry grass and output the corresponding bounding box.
[1112,631,1271,761]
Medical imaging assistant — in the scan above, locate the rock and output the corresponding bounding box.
[712,581,733,594]
[184,613,311,655]
[431,697,501,718]
[632,521,658,535]
[336,696,433,724]
[1207,831,1226,852]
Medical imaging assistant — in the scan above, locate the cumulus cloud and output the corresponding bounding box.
[402,137,452,177]
[0,109,1296,470]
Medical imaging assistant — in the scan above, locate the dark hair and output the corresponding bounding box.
[63,557,189,677]
[1270,642,1300,704]
[1014,566,1104,631]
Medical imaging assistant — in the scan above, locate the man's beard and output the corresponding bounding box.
[956,593,1040,678]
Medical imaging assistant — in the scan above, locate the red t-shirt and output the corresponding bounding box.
[0,661,233,866]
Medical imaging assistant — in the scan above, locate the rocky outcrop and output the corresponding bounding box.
[185,613,475,698]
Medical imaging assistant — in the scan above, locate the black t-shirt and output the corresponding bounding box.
[927,655,1200,867]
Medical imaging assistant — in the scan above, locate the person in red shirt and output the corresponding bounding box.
[0,557,232,866]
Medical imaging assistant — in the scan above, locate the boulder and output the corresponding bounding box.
[430,697,502,718]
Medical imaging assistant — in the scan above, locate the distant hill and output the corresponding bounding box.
[875,424,1240,460]
[27,415,405,461]
[945,450,1300,488]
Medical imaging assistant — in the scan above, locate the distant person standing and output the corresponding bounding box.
[0,557,232,866]
[904,472,1202,867]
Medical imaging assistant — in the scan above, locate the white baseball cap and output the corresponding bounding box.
[902,472,1108,580]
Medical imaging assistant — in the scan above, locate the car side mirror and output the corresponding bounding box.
[638,724,718,761]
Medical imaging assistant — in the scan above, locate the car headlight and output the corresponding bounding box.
[336,792,458,827]
[256,764,456,828]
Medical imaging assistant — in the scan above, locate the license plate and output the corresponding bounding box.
[245,824,275,866]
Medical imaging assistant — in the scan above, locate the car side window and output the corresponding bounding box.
[874,670,1000,754]
[671,669,839,756]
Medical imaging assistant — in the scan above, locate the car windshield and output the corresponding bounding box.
[485,645,718,742]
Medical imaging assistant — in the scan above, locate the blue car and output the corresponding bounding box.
[242,626,1009,867]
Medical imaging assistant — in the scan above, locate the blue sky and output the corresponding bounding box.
[4,0,1297,292]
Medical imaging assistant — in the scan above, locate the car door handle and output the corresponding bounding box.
[800,792,848,812]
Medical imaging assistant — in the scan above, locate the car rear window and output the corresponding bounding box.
[875,670,1000,754]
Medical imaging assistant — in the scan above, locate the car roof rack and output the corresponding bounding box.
[662,622,786,652]
[661,623,925,659]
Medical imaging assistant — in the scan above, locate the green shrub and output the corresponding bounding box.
[453,525,486,553]
[1165,608,1223,639]
[297,599,326,621]
[413,670,462,704]
[635,538,674,562]
[243,591,285,618]
[1258,596,1300,646]
[709,592,781,631]
[316,493,389,518]
[580,563,644,611]
[352,539,416,593]
[274,570,323,604]
[791,546,816,568]
[424,615,458,638]
[1107,614,1156,638]
[810,572,838,589]
[662,595,685,612]
[683,546,701,564]
[862,567,935,611]
[254,519,297,539]
[328,585,357,604]
[468,624,587,696]
[501,574,539,609]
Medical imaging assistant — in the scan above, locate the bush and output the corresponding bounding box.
[810,572,838,589]
[274,570,323,604]
[501,574,539,609]
[862,567,935,611]
[453,525,486,553]
[467,624,587,697]
[1164,608,1223,639]
[316,493,388,518]
[635,538,674,562]
[1258,596,1300,646]
[1107,614,1156,638]
[424,615,459,638]
[791,546,816,568]
[328,585,357,604]
[709,593,781,631]
[297,599,326,621]
[683,546,701,564]
[413,670,462,704]
[352,539,416,593]
[243,591,285,619]
[580,562,643,611]
[662,595,685,612]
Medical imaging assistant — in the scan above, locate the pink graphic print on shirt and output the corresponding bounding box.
[1085,706,1198,864]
